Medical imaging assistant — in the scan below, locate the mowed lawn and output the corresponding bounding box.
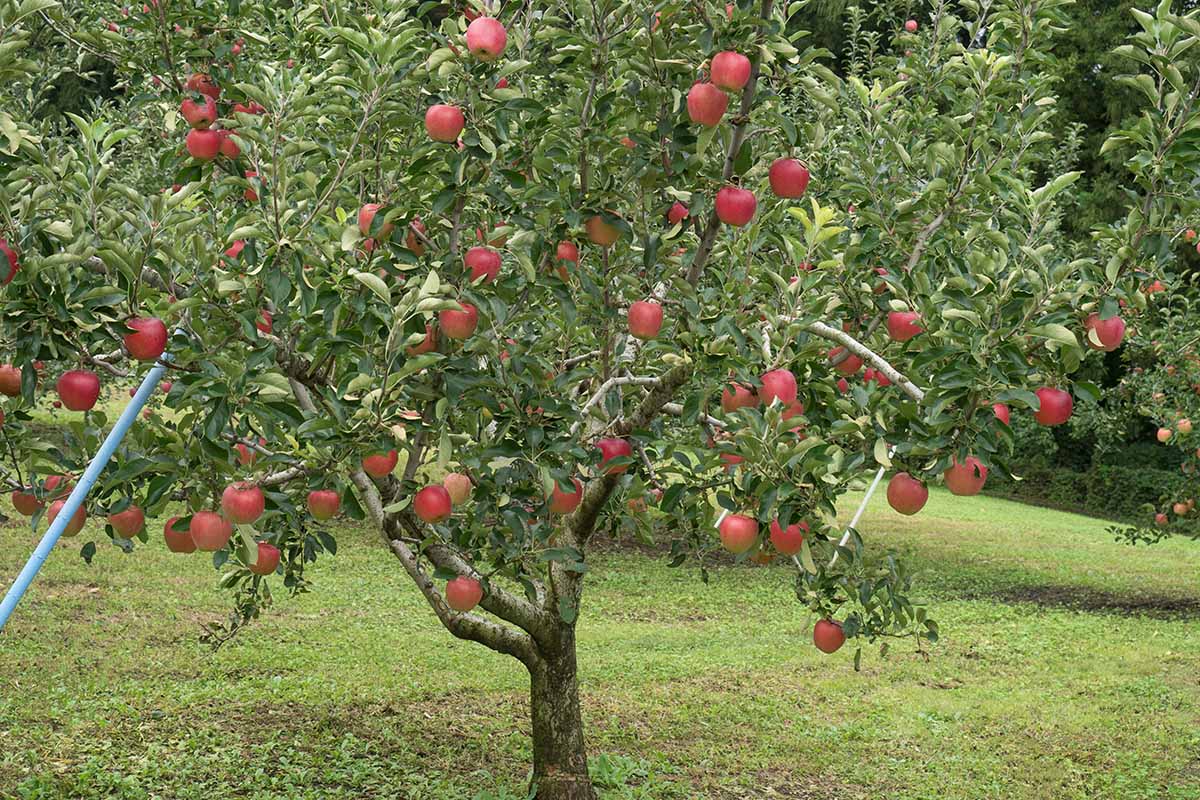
[1,489,1199,800]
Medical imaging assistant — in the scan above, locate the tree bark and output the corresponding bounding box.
[528,627,596,800]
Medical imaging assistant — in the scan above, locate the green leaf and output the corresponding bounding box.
[351,271,391,303]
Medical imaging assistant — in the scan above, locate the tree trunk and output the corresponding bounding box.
[528,627,596,800]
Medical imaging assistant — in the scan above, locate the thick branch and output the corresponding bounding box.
[806,321,926,402]
[568,374,663,437]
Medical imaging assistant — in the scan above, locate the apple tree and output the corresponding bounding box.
[4,0,1200,796]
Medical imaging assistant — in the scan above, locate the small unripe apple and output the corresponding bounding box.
[124,317,168,361]
[1034,387,1073,427]
[221,481,265,524]
[886,472,928,515]
[769,519,808,556]
[446,575,484,612]
[886,311,923,342]
[710,51,751,91]
[813,619,846,653]
[439,302,479,339]
[425,104,465,142]
[48,500,87,537]
[718,513,758,554]
[596,438,633,474]
[627,301,664,340]
[443,473,473,505]
[943,457,988,496]
[549,477,583,513]
[686,81,728,127]
[768,158,810,199]
[56,370,100,411]
[185,128,222,161]
[108,504,145,536]
[465,16,507,61]
[714,186,757,227]
[465,247,502,283]
[414,485,453,523]
[363,449,399,477]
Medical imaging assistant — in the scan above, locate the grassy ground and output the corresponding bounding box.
[1,488,1199,799]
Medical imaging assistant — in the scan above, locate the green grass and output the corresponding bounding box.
[1,489,1199,799]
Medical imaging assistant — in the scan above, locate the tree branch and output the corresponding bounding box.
[806,321,926,401]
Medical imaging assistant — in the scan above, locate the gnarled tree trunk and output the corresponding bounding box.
[528,627,595,800]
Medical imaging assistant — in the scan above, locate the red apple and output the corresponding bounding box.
[406,218,427,256]
[180,95,217,129]
[189,511,231,551]
[710,51,751,91]
[556,241,579,263]
[307,489,341,520]
[904,18,918,32]
[720,453,745,471]
[828,347,863,376]
[718,513,758,554]
[221,481,265,524]
[549,477,583,514]
[108,504,145,536]
[11,491,41,516]
[1155,512,1169,527]
[1084,312,1125,352]
[992,402,1011,425]
[220,132,242,162]
[1173,501,1189,517]
[813,619,846,653]
[56,370,100,411]
[768,158,810,199]
[440,302,479,339]
[721,382,758,412]
[714,186,757,227]
[48,500,87,537]
[465,247,502,283]
[414,485,453,523]
[886,472,928,515]
[760,368,798,407]
[0,364,23,396]
[585,215,621,246]
[628,301,664,340]
[596,438,633,475]
[443,473,473,505]
[1034,387,1073,427]
[185,128,221,161]
[243,170,260,202]
[1157,427,1173,443]
[446,575,484,612]
[769,519,808,556]
[185,73,220,99]
[249,541,280,575]
[667,202,689,225]
[363,450,399,477]
[465,16,507,60]
[886,311,923,342]
[0,238,18,285]
[358,203,395,239]
[1179,418,1193,434]
[686,82,728,127]
[425,104,466,142]
[943,456,988,496]
[124,317,168,361]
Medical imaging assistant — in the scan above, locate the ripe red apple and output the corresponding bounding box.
[465,16,507,60]
[710,51,751,91]
[837,377,851,394]
[886,311,923,342]
[233,101,266,115]
[768,157,810,199]
[221,481,265,524]
[406,218,427,256]
[440,302,479,339]
[596,438,633,474]
[718,513,758,554]
[1173,501,1189,517]
[0,238,18,285]
[124,317,168,361]
[243,170,260,201]
[358,203,395,240]
[446,575,484,612]
[406,323,438,356]
[813,619,846,653]
[425,104,466,142]
[886,472,928,515]
[828,347,864,376]
[363,449,399,477]
[628,301,664,340]
[465,246,502,283]
[905,18,918,32]
[714,186,757,227]
[1179,418,1193,435]
[759,368,798,407]
[108,504,145,536]
[556,241,579,263]
[307,489,340,520]
[414,485,453,523]
[180,96,217,129]
[185,72,220,99]
[667,202,689,225]
[585,215,621,246]
[220,131,242,160]
[48,500,87,537]
[443,473,473,505]
[1034,387,1073,427]
[1084,312,1125,352]
[0,363,23,396]
[720,453,744,471]
[1155,512,1169,527]
[943,456,988,496]
[249,541,280,576]
[56,370,100,411]
[686,82,728,126]
[542,477,581,515]
[769,519,808,556]
[992,402,1011,425]
[189,511,232,551]
[1157,427,1173,443]
[721,382,758,412]
[12,491,42,516]
[185,128,222,161]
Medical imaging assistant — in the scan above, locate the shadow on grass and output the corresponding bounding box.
[958,583,1200,619]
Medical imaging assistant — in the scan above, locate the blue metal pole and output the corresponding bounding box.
[0,359,170,631]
